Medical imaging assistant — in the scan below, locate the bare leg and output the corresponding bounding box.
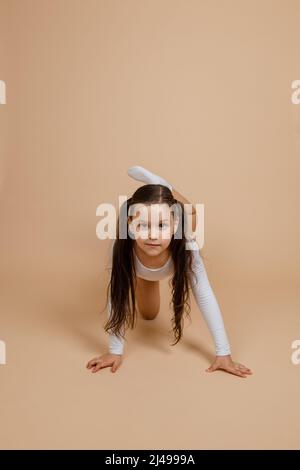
[135,277,160,320]
[171,188,197,233]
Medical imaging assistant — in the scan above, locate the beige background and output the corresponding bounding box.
[1,0,300,450]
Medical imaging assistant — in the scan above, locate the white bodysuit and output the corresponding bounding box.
[106,239,231,356]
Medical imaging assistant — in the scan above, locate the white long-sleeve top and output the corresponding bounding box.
[106,239,231,356]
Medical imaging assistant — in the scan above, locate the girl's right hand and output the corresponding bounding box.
[86,353,123,373]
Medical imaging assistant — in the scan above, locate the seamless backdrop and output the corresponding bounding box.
[0,0,300,450]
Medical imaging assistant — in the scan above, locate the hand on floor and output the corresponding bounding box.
[86,353,123,373]
[205,355,253,378]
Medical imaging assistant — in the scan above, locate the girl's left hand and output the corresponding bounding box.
[205,355,253,378]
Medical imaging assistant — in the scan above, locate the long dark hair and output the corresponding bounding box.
[103,184,197,347]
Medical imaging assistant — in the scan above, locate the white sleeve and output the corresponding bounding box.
[106,239,125,355]
[107,286,125,355]
[187,240,231,356]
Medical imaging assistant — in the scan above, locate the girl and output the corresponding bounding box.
[87,166,252,378]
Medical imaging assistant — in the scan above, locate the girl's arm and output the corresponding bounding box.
[187,239,231,356]
[85,242,124,374]
[107,286,125,355]
[106,238,126,355]
[187,240,252,377]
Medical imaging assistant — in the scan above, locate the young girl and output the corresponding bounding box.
[87,166,252,378]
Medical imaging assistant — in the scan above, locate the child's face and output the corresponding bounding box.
[128,203,178,257]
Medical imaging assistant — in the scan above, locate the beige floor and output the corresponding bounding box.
[0,265,299,450]
[1,0,300,451]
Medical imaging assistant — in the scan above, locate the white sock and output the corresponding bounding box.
[127,165,173,191]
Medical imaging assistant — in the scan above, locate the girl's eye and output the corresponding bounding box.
[138,222,169,229]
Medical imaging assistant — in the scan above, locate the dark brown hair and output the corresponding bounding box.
[103,184,197,347]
